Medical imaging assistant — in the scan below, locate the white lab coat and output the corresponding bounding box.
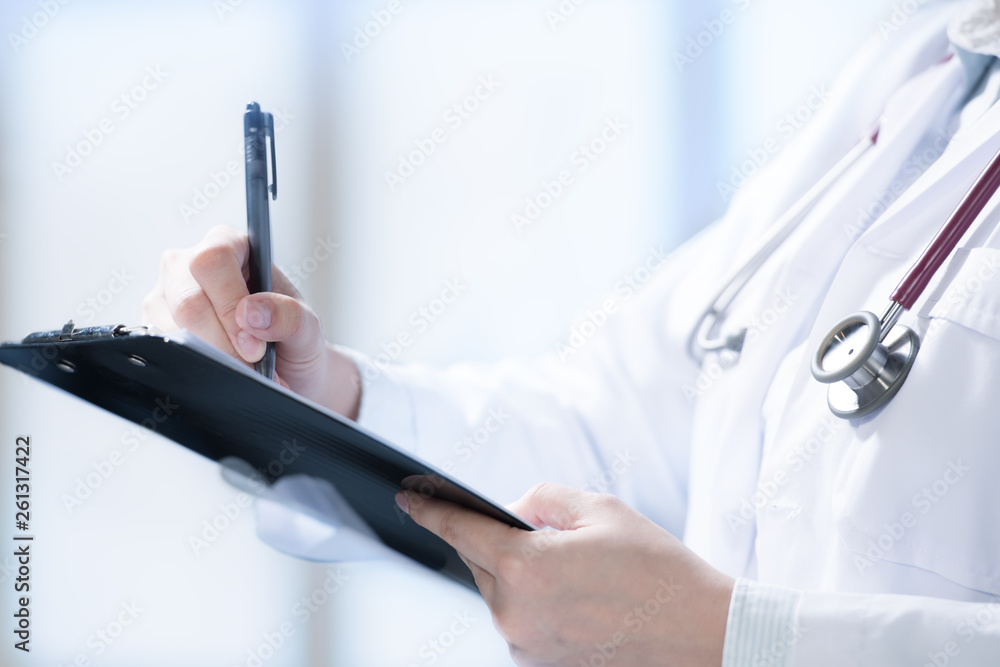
[260,2,1000,663]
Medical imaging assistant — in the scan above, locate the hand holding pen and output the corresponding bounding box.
[143,102,363,417]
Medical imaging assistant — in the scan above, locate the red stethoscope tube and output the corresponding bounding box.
[891,145,1000,310]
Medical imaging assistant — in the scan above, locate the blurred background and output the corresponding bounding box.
[0,0,899,665]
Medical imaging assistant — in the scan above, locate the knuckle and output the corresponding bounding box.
[140,292,158,313]
[205,224,244,244]
[202,226,247,259]
[171,288,212,328]
[592,492,623,512]
[140,293,163,323]
[158,248,181,275]
[495,551,530,586]
[436,511,461,546]
[527,481,559,504]
[189,243,237,281]
[281,299,306,335]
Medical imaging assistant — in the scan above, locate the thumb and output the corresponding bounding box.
[506,482,596,531]
[234,293,325,367]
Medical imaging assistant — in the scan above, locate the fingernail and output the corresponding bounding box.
[395,491,410,515]
[245,301,272,330]
[237,329,265,361]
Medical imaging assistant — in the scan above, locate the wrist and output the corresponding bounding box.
[703,575,736,667]
[325,343,361,420]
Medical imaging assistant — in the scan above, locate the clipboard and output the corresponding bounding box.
[0,322,535,591]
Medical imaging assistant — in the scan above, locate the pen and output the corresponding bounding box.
[244,101,277,380]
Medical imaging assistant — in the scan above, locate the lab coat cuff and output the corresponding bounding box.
[721,578,803,667]
[334,346,419,453]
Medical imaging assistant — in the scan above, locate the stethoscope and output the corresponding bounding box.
[691,123,1000,419]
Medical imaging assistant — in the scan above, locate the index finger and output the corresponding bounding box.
[187,226,254,358]
[399,490,518,576]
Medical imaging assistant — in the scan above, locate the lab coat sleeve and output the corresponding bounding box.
[722,578,1000,666]
[332,217,742,535]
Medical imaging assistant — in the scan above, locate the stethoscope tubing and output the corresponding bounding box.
[813,135,1000,418]
[688,50,1000,419]
[891,144,1000,310]
[689,125,880,358]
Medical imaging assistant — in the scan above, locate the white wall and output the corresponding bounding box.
[0,2,329,666]
[0,1,900,665]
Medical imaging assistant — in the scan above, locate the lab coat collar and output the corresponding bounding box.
[949,0,1000,95]
[858,68,1000,257]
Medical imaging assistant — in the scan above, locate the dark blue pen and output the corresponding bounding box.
[244,101,277,380]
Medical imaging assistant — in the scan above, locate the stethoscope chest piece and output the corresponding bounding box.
[811,311,920,419]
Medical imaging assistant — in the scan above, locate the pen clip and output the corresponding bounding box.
[264,112,277,200]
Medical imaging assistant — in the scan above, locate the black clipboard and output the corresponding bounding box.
[0,322,535,591]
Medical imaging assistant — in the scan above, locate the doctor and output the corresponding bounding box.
[143,1,1000,665]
